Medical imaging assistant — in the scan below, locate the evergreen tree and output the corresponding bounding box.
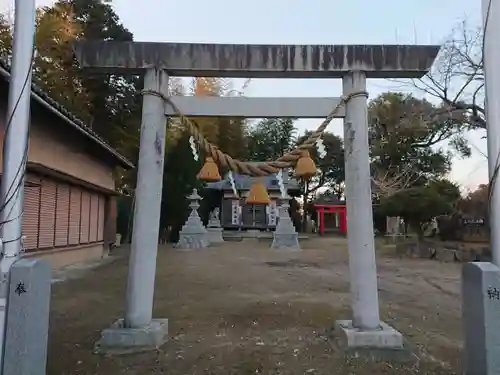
[161,131,203,242]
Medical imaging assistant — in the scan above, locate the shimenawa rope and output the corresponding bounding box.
[142,89,367,176]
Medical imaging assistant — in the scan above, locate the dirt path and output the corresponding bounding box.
[47,237,463,375]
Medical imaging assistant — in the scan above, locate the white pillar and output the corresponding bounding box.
[125,68,168,328]
[342,71,380,330]
[482,0,500,266]
[0,0,36,368]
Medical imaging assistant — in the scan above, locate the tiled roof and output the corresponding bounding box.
[312,195,345,205]
[206,167,300,191]
[0,59,134,169]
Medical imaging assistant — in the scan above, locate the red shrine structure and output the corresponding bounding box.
[311,197,347,235]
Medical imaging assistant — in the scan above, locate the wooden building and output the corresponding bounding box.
[0,59,134,269]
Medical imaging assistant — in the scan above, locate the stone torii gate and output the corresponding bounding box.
[73,42,439,354]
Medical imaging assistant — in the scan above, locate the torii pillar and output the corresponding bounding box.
[73,41,439,354]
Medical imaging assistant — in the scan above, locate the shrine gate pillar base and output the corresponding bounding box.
[335,71,407,357]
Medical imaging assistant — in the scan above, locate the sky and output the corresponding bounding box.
[1,0,487,192]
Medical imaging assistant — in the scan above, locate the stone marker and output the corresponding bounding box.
[3,258,51,375]
[462,262,500,375]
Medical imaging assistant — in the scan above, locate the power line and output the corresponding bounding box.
[0,43,35,225]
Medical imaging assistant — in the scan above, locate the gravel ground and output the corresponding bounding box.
[47,237,463,375]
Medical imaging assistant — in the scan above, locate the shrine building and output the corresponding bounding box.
[311,196,347,235]
[205,165,300,231]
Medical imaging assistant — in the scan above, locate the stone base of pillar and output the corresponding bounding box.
[94,318,168,355]
[334,320,414,361]
[271,233,301,250]
[176,215,210,249]
[176,233,210,250]
[206,226,224,243]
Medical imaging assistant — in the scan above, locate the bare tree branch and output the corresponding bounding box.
[371,162,420,198]
[394,20,486,130]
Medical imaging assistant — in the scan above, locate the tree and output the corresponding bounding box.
[216,117,247,160]
[39,0,144,191]
[167,77,248,160]
[161,130,203,242]
[368,92,465,198]
[190,77,224,144]
[404,20,485,131]
[0,5,93,121]
[35,4,92,121]
[458,183,489,218]
[50,0,141,147]
[294,131,344,230]
[378,179,460,239]
[245,118,297,161]
[428,178,461,203]
[0,14,12,58]
[159,77,250,240]
[0,0,141,152]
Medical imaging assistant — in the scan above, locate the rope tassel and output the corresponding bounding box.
[246,179,271,205]
[197,157,221,182]
[295,150,317,180]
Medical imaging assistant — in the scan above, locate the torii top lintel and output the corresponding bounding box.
[72,41,440,79]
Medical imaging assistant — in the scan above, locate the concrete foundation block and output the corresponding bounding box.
[335,320,414,361]
[435,248,456,262]
[94,318,168,355]
[271,233,301,251]
[176,234,209,250]
[206,227,224,243]
[335,320,403,348]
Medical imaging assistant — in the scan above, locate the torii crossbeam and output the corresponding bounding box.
[73,41,439,355]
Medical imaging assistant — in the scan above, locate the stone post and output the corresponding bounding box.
[335,71,404,353]
[342,71,380,329]
[482,0,500,266]
[3,259,51,375]
[462,262,500,375]
[125,68,168,328]
[94,68,169,354]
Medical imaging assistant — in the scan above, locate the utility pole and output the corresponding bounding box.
[482,0,500,266]
[0,0,36,370]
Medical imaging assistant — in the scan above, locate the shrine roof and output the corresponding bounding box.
[312,196,346,206]
[205,167,300,192]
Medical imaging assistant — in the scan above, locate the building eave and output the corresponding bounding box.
[0,59,135,170]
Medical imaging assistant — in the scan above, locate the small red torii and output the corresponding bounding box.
[312,203,347,235]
